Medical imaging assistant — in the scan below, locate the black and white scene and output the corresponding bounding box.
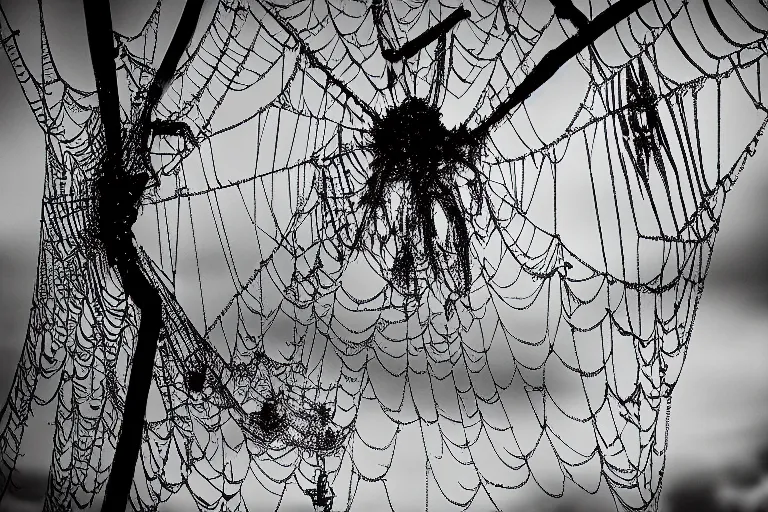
[1,1,768,511]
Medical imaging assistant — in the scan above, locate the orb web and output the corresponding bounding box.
[1,1,767,511]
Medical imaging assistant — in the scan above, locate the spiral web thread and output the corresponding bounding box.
[1,1,768,511]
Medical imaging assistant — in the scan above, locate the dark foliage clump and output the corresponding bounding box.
[358,96,482,296]
[186,365,207,393]
[253,392,285,437]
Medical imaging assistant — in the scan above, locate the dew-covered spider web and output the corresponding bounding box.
[2,0,768,511]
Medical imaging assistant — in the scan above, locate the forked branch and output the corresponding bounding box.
[0,5,52,132]
[137,0,206,155]
[468,0,651,141]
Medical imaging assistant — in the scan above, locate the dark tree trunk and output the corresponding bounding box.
[81,1,204,511]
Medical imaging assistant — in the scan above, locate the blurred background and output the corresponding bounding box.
[1,1,768,510]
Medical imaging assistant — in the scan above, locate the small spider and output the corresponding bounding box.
[304,468,335,512]
[315,402,334,425]
[619,59,667,189]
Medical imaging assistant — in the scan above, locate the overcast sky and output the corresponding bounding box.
[2,1,768,511]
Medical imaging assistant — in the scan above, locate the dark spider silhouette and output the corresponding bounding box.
[305,467,335,512]
[354,96,480,296]
[618,59,671,196]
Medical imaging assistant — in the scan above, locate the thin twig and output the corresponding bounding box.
[382,6,471,63]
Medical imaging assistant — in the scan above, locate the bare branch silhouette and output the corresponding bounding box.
[469,0,651,140]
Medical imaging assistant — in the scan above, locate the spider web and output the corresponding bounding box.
[1,1,768,511]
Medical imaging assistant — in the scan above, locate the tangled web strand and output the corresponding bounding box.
[1,1,768,511]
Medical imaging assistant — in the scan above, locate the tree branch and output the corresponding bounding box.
[468,0,651,141]
[83,0,122,160]
[137,0,205,153]
[381,6,471,63]
[1,5,54,132]
[549,0,589,31]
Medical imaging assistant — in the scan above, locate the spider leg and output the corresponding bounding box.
[429,33,448,107]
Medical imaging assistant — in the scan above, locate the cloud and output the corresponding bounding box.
[661,433,768,512]
[706,161,768,309]
[665,473,768,512]
[0,245,36,400]
[0,469,47,512]
[0,246,35,330]
[665,473,724,512]
[717,479,768,512]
